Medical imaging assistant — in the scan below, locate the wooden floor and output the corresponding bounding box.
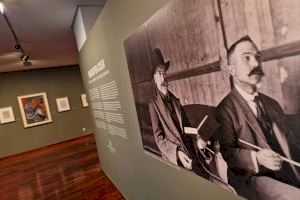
[0,134,125,200]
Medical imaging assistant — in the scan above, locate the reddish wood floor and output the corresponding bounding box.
[0,134,125,200]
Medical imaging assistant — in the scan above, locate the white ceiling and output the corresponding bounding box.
[0,0,106,72]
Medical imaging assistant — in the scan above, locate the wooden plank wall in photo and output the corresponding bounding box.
[125,0,231,108]
[126,0,300,113]
[146,0,230,106]
[124,0,231,153]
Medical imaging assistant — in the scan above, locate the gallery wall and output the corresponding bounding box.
[79,0,300,199]
[0,66,93,158]
[79,0,240,199]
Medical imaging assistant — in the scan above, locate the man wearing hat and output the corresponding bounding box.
[148,48,232,190]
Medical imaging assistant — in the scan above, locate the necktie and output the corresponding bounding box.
[254,96,271,133]
[254,96,284,155]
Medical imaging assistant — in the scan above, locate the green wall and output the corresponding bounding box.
[0,66,93,158]
[79,0,241,199]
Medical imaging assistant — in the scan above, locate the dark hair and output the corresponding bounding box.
[227,35,255,64]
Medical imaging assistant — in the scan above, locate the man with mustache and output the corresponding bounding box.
[216,36,300,199]
[148,48,232,190]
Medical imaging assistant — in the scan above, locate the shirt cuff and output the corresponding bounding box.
[251,151,259,173]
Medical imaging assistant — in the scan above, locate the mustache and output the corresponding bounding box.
[248,66,265,76]
[161,81,168,87]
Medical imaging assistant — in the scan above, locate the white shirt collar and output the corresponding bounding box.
[234,84,258,102]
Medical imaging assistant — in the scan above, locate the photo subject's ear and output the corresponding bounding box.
[228,64,235,76]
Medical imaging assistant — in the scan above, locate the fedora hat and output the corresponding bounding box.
[151,48,170,75]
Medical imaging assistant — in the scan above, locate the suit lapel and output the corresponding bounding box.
[154,90,183,140]
[154,90,173,127]
[259,94,300,180]
[231,89,270,149]
[171,94,183,131]
[259,95,290,158]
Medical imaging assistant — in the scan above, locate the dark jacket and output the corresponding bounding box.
[216,88,300,198]
[148,89,227,183]
[148,89,193,165]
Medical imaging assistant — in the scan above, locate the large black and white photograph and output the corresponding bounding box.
[124,0,300,199]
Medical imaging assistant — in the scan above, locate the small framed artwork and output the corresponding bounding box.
[0,106,15,124]
[81,94,88,107]
[17,92,52,128]
[56,97,71,112]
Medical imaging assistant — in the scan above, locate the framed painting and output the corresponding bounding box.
[81,94,88,107]
[56,97,70,112]
[0,106,15,124]
[17,92,52,128]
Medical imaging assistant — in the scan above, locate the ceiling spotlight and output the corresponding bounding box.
[1,1,32,67]
[0,2,4,14]
[21,54,29,61]
[15,44,21,50]
[23,60,32,66]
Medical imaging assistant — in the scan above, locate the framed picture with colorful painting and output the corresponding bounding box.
[17,92,52,128]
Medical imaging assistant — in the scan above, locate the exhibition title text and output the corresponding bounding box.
[88,59,110,84]
[88,59,106,79]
